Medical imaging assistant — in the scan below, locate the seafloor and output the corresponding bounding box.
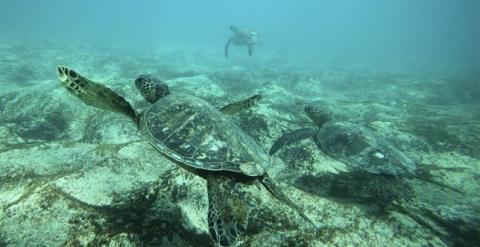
[0,42,479,247]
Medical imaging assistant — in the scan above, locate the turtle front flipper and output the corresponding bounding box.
[247,44,255,56]
[219,94,262,115]
[57,66,137,123]
[224,38,233,58]
[269,127,319,155]
[207,175,250,246]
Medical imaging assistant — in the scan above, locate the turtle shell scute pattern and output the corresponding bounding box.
[140,93,267,177]
[316,121,417,177]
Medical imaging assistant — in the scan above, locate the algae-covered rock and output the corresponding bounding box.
[1,42,479,246]
[0,138,327,247]
[210,67,257,92]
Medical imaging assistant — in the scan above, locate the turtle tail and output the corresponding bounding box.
[225,38,233,58]
[260,174,319,229]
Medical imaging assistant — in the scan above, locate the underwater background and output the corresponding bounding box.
[0,0,479,246]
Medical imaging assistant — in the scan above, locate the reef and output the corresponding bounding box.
[0,42,478,246]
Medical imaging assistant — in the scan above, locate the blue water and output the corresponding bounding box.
[1,0,478,77]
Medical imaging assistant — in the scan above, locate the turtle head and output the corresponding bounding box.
[230,25,241,33]
[304,104,332,127]
[135,75,170,103]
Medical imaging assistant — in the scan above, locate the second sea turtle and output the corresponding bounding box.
[225,25,260,57]
[270,103,462,193]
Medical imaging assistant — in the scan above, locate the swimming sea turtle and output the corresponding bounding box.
[57,66,316,246]
[225,25,259,57]
[269,104,462,193]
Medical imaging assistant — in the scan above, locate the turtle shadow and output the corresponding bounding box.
[63,180,214,247]
[0,92,70,142]
[293,171,414,212]
[16,110,70,141]
[293,171,480,246]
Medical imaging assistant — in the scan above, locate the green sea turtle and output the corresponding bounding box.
[270,104,463,193]
[225,25,259,57]
[57,66,317,246]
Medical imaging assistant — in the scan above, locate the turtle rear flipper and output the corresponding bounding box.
[57,66,137,123]
[207,176,250,246]
[219,94,262,115]
[260,174,319,229]
[409,164,465,194]
[414,174,464,194]
[269,127,318,155]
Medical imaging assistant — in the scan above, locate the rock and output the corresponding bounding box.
[431,204,480,246]
[168,74,226,99]
[1,42,478,246]
[0,138,328,246]
[210,67,257,93]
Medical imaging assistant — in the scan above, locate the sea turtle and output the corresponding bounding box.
[269,104,463,193]
[56,66,317,246]
[225,25,259,57]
